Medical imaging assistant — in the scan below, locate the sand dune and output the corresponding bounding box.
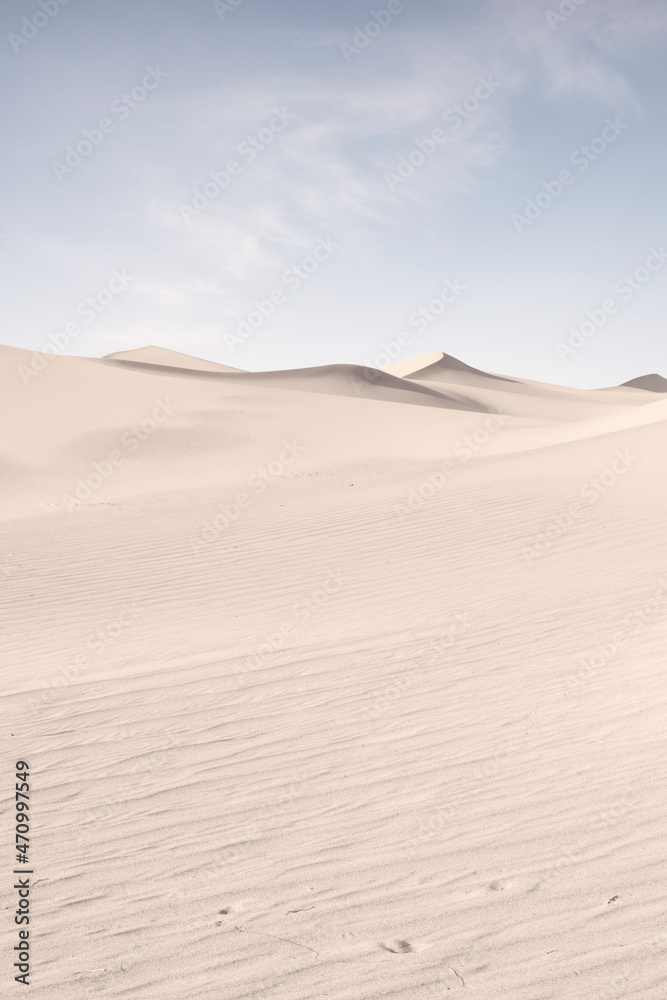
[100,355,484,410]
[104,345,248,373]
[622,373,667,392]
[385,349,519,384]
[2,344,667,999]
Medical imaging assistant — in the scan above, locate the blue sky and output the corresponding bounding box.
[2,0,666,387]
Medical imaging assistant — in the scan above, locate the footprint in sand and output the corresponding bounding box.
[488,878,513,892]
[381,940,414,953]
[487,876,543,893]
[380,939,432,954]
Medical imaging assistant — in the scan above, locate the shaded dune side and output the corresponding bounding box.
[409,379,633,424]
[400,352,519,385]
[407,360,662,410]
[622,374,667,392]
[96,358,493,413]
[393,351,666,409]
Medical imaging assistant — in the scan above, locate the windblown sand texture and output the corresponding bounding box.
[2,344,667,998]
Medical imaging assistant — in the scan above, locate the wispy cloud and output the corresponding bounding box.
[123,1,667,360]
[497,0,667,110]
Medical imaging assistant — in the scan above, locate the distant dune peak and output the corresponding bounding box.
[621,374,667,392]
[381,351,446,378]
[382,351,488,379]
[383,350,519,386]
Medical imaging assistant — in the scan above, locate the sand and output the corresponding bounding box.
[2,343,666,998]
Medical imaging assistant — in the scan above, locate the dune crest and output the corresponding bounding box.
[103,345,247,373]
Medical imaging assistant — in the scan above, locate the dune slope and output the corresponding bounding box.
[1,345,666,1000]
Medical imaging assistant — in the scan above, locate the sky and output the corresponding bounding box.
[2,0,667,388]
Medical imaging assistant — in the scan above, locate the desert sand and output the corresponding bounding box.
[2,343,667,998]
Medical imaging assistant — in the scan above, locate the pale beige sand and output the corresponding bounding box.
[2,344,667,998]
[104,345,248,374]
